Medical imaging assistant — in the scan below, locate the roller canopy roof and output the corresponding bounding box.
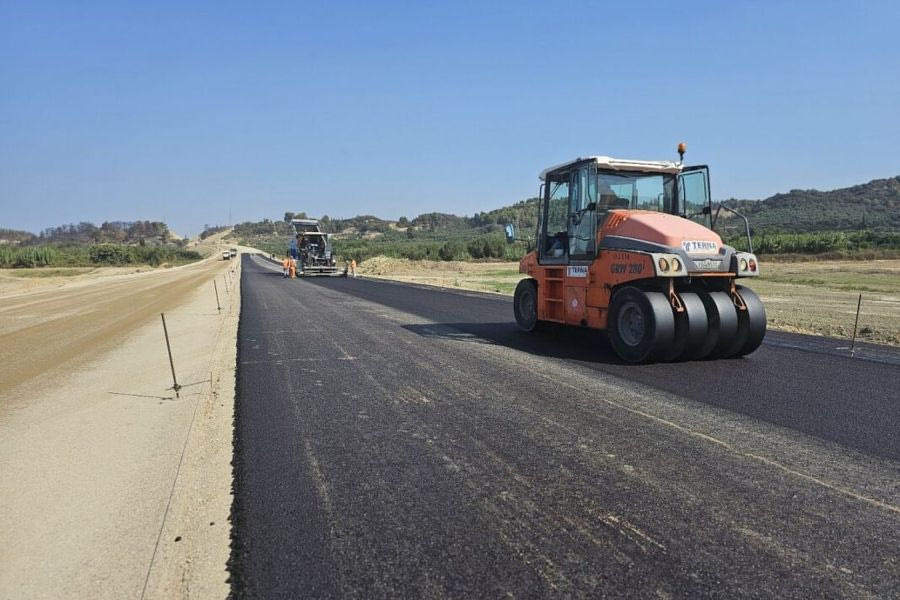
[539,156,683,180]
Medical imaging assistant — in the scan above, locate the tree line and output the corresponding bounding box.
[1,220,176,246]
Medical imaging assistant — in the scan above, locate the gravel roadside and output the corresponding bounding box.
[0,249,247,599]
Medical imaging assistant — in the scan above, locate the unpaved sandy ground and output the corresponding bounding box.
[0,265,158,297]
[356,257,900,345]
[0,243,248,599]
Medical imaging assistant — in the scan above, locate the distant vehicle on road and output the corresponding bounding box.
[290,219,347,277]
[223,251,231,260]
[510,144,765,363]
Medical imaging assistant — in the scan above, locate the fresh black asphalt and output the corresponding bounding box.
[229,255,900,598]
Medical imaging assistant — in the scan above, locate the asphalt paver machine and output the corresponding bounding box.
[290,219,347,277]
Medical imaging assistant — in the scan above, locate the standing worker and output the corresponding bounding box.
[350,259,357,278]
[290,256,298,279]
[281,255,290,278]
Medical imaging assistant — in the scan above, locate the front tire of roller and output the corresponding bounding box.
[726,285,767,357]
[663,291,709,361]
[697,291,739,359]
[608,286,675,363]
[513,278,540,332]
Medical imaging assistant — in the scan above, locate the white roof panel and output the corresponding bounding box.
[539,156,683,180]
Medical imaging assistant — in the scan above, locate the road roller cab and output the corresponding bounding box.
[512,146,766,363]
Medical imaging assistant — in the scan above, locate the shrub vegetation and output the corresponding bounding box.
[0,244,201,268]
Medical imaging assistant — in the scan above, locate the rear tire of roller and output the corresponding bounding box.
[514,279,540,332]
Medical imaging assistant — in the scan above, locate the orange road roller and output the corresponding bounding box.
[509,146,766,363]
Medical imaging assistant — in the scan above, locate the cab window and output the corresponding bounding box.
[597,172,676,213]
[542,175,569,258]
[568,166,597,259]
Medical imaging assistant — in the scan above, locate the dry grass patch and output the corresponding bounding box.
[359,256,900,346]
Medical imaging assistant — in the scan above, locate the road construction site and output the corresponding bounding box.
[2,251,899,599]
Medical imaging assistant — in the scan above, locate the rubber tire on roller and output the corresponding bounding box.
[696,291,739,359]
[724,285,767,357]
[608,286,675,363]
[513,278,540,332]
[662,291,709,361]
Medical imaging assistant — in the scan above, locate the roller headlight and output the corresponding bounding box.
[734,252,760,276]
[651,253,687,277]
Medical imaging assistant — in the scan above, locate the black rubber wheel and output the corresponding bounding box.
[696,291,739,359]
[513,279,540,332]
[725,285,767,357]
[663,291,709,361]
[608,287,675,363]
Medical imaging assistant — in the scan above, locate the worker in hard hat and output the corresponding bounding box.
[281,255,290,278]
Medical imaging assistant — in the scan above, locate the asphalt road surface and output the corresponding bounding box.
[231,255,900,599]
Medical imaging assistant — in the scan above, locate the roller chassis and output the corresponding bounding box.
[515,247,766,363]
[513,151,767,363]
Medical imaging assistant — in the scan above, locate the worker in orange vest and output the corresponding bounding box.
[281,255,290,278]
[290,257,298,279]
[350,259,357,278]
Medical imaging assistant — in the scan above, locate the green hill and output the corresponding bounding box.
[721,176,900,233]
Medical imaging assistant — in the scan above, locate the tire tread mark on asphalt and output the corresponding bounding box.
[306,276,900,461]
[380,313,898,597]
[243,268,470,597]
[320,281,900,597]
[362,295,900,516]
[308,288,892,587]
[267,303,350,598]
[264,277,608,596]
[544,372,900,516]
[294,295,737,595]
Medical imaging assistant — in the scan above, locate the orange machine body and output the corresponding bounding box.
[519,209,733,330]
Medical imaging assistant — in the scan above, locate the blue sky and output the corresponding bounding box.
[2,1,898,236]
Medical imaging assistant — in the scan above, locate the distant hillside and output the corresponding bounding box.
[721,176,900,233]
[0,228,36,245]
[236,175,900,261]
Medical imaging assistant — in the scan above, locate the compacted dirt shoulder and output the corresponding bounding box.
[0,248,250,599]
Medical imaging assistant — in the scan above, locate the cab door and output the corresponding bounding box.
[677,165,711,229]
[565,165,595,325]
[539,174,571,264]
